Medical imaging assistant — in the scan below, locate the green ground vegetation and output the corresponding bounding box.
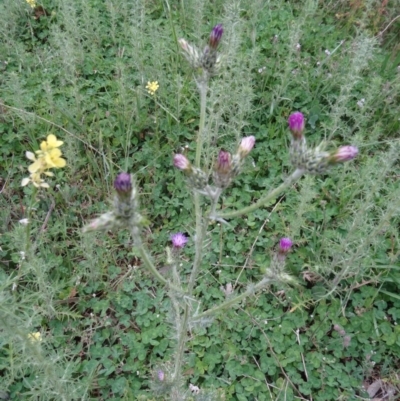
[0,0,400,400]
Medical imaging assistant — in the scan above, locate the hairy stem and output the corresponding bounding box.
[195,77,208,168]
[173,303,190,380]
[216,169,305,219]
[137,242,182,294]
[195,277,273,320]
[174,73,209,381]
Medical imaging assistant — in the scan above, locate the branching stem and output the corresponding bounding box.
[195,277,273,320]
[216,169,305,219]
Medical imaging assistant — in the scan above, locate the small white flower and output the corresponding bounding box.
[357,98,365,108]
[325,49,331,56]
[189,384,200,394]
[296,43,301,50]
[19,218,30,225]
[20,251,26,260]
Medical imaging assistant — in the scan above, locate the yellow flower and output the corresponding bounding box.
[146,81,159,96]
[21,134,66,188]
[40,134,64,151]
[26,0,37,8]
[28,332,42,342]
[42,148,66,169]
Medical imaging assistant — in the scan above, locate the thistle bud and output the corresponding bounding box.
[173,154,191,171]
[215,150,231,174]
[237,136,255,158]
[209,24,223,49]
[288,112,305,140]
[114,172,132,195]
[213,150,233,189]
[329,145,358,163]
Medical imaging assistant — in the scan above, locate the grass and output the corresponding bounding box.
[0,0,400,400]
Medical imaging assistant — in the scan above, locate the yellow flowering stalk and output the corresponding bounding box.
[26,0,37,8]
[146,81,159,96]
[21,134,66,188]
[28,332,42,342]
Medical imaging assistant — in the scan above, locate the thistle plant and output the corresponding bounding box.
[83,23,358,400]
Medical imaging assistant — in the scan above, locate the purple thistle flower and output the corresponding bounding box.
[114,172,132,194]
[215,150,232,173]
[277,237,293,262]
[288,112,305,139]
[173,154,191,171]
[238,136,255,158]
[209,24,223,49]
[171,232,188,249]
[330,145,358,163]
[279,237,293,253]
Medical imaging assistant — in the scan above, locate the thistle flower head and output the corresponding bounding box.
[329,145,358,163]
[213,150,234,189]
[238,136,256,158]
[288,112,305,139]
[170,232,188,249]
[276,237,293,263]
[209,24,223,49]
[173,154,191,171]
[279,237,293,253]
[114,172,132,194]
[215,150,231,173]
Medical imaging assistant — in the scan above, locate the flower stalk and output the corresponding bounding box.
[214,168,305,220]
